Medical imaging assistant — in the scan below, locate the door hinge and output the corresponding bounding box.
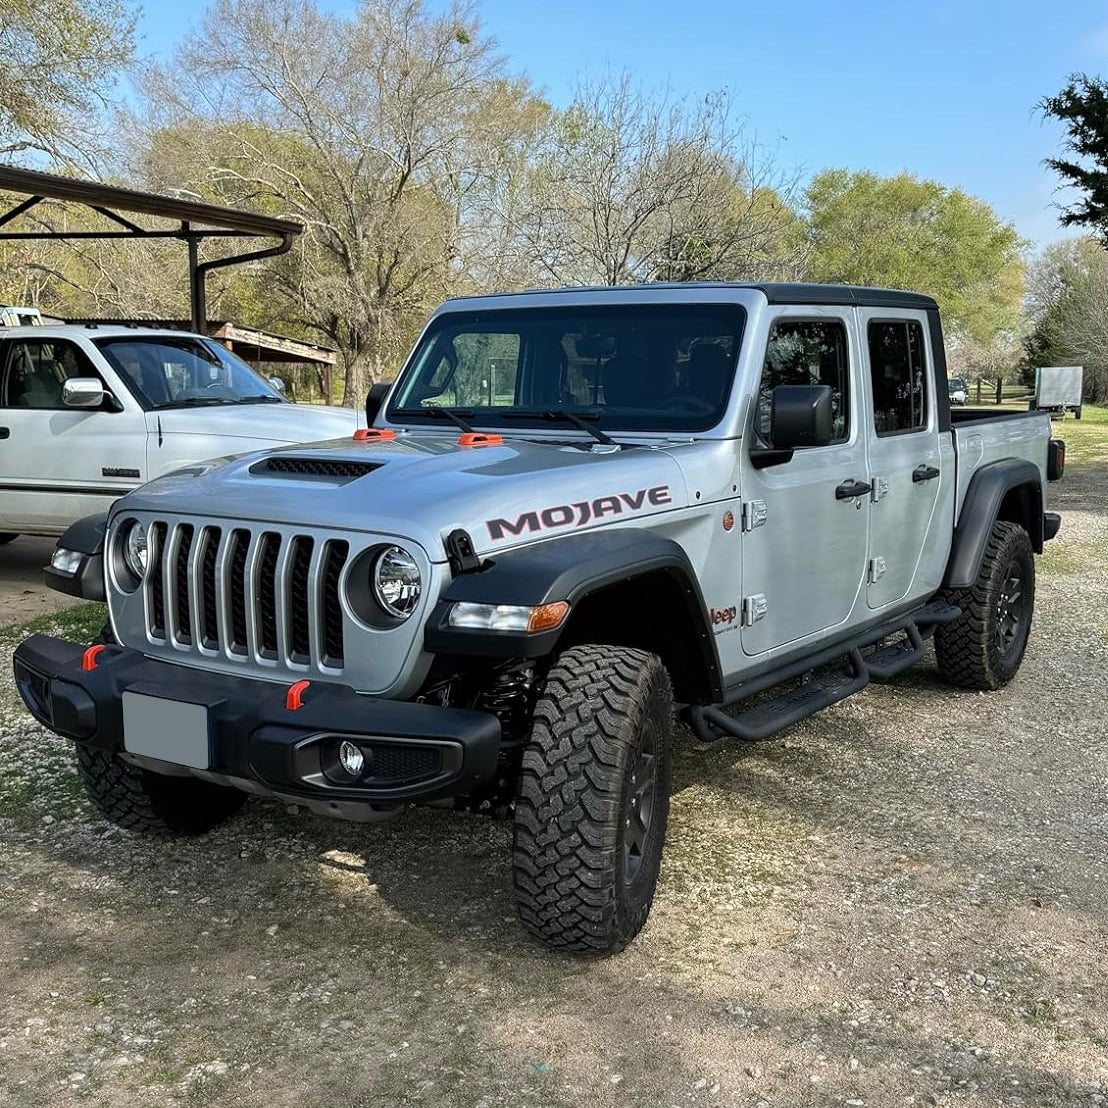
[741,499,768,532]
[868,556,887,583]
[741,593,768,626]
[870,476,889,502]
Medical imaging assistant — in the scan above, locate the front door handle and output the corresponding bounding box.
[0,427,9,439]
[912,464,940,483]
[835,478,872,500]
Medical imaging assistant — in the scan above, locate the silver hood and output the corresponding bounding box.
[118,431,691,561]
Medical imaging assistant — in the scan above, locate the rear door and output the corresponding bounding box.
[0,336,146,533]
[858,310,953,609]
[739,308,870,656]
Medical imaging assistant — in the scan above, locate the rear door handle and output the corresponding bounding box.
[835,478,872,500]
[0,427,9,439]
[912,464,940,483]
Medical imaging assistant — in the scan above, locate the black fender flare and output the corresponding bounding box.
[424,528,722,696]
[944,460,1043,589]
[43,513,108,601]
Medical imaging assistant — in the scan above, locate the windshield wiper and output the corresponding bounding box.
[391,406,476,433]
[502,408,616,446]
[233,394,284,404]
[153,396,237,408]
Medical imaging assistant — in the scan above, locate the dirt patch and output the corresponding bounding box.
[0,449,1105,1107]
[0,535,81,623]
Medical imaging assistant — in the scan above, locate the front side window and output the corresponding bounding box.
[0,339,96,409]
[387,305,744,434]
[96,337,285,410]
[868,320,928,435]
[754,319,850,445]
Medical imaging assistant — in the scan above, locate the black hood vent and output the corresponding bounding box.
[251,457,382,481]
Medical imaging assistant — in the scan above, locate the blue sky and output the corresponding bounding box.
[130,0,1108,249]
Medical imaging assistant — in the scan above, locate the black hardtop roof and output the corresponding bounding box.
[446,282,939,312]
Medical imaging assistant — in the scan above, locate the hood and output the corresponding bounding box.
[151,402,360,444]
[122,431,690,561]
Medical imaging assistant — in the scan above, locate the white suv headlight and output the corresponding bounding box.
[372,545,422,619]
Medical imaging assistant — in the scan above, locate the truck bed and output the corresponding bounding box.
[950,409,1051,520]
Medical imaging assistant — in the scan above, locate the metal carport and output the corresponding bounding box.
[0,165,301,333]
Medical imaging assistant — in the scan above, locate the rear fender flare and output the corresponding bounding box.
[944,460,1043,589]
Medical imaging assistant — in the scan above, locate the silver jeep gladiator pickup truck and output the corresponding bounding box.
[14,283,1065,954]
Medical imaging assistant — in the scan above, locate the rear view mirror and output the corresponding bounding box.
[770,385,834,449]
[62,377,106,409]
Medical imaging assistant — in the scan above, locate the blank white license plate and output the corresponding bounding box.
[122,692,211,769]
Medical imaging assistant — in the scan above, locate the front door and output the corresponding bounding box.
[740,309,870,656]
[857,310,951,609]
[0,336,146,534]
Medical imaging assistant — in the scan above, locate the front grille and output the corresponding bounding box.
[144,521,348,671]
[251,457,381,480]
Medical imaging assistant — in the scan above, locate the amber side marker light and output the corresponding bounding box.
[527,601,571,632]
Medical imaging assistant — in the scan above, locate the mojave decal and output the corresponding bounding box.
[486,485,672,541]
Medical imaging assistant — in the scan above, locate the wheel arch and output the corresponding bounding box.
[424,528,723,703]
[945,460,1043,589]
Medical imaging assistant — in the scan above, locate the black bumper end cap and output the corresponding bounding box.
[1043,512,1061,542]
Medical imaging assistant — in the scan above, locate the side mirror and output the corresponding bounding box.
[62,377,107,409]
[365,381,391,424]
[770,384,834,449]
[269,376,286,393]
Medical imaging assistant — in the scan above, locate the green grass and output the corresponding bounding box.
[1052,402,1108,465]
[0,601,107,645]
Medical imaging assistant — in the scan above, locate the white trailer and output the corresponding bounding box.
[1032,366,1084,419]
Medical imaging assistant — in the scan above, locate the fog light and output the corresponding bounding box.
[338,740,365,777]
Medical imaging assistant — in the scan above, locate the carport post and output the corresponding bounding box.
[186,225,207,334]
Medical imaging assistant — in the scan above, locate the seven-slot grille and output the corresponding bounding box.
[144,521,349,670]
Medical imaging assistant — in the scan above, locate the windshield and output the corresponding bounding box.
[949,378,966,391]
[95,336,286,410]
[387,304,745,434]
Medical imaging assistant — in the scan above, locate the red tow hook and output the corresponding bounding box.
[286,680,311,711]
[82,644,106,671]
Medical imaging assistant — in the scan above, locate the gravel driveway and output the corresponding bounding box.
[0,431,1104,1108]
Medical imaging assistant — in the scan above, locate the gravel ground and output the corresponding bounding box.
[0,436,1105,1107]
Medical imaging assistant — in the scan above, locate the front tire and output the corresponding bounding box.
[512,645,674,955]
[75,745,246,835]
[935,520,1035,690]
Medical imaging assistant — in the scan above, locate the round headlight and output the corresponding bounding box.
[122,520,149,580]
[372,545,421,619]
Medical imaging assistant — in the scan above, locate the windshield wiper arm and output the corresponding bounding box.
[391,406,475,433]
[502,408,616,446]
[233,394,284,404]
[153,396,236,408]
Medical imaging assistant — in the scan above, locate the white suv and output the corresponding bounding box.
[0,325,361,539]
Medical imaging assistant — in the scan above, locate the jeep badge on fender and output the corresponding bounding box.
[15,283,1063,956]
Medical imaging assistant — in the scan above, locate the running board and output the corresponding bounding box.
[688,601,962,744]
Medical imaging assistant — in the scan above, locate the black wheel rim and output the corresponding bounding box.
[995,571,1025,656]
[624,730,658,885]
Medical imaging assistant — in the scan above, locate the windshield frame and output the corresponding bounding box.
[94,334,287,412]
[384,303,747,436]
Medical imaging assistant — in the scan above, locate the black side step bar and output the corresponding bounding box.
[688,600,961,745]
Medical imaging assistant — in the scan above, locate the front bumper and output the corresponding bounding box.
[13,635,501,818]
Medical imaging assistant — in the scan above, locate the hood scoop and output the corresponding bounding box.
[250,457,383,482]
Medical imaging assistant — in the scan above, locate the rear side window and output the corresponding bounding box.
[755,319,850,445]
[0,339,96,409]
[868,320,928,435]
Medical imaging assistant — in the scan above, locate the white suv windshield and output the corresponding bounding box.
[96,337,285,410]
[387,304,745,434]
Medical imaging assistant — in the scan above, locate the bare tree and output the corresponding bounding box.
[495,75,804,287]
[129,0,538,404]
